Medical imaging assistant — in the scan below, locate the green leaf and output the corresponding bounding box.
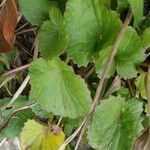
[0,51,16,71]
[0,110,34,138]
[116,0,143,25]
[19,0,52,25]
[117,0,129,12]
[0,54,10,69]
[32,103,53,119]
[115,27,144,78]
[96,0,111,5]
[39,6,67,59]
[20,119,65,150]
[65,0,121,66]
[87,96,143,150]
[30,93,53,119]
[0,96,34,138]
[141,27,150,49]
[0,96,30,117]
[127,0,143,25]
[48,4,63,24]
[117,87,129,98]
[135,73,147,100]
[29,58,91,118]
[94,46,116,77]
[95,27,145,78]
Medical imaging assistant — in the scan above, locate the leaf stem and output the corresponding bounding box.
[0,75,30,111]
[127,79,134,97]
[58,118,87,150]
[57,117,63,126]
[15,27,38,35]
[0,138,7,147]
[0,75,15,89]
[0,64,30,78]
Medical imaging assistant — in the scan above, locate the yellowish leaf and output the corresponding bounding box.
[20,119,65,150]
[135,73,147,100]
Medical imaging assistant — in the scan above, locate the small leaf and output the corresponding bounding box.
[141,27,150,49]
[135,73,147,100]
[29,58,91,118]
[39,6,67,59]
[48,4,63,24]
[0,96,31,117]
[115,27,144,78]
[95,27,145,78]
[20,119,65,150]
[19,0,52,25]
[117,0,129,12]
[127,0,143,25]
[0,110,34,138]
[87,96,143,150]
[0,96,34,138]
[0,0,17,52]
[65,0,121,66]
[117,0,143,25]
[117,87,129,98]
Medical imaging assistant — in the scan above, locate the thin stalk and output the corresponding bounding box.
[0,64,30,78]
[0,75,30,111]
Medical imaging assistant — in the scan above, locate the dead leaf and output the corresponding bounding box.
[0,0,17,52]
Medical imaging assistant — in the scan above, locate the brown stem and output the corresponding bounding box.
[15,27,37,35]
[127,79,134,97]
[0,64,30,78]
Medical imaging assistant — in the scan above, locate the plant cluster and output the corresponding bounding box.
[0,0,150,150]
